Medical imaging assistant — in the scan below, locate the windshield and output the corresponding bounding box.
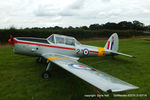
[48,35,55,43]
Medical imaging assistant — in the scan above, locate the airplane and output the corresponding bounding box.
[8,33,138,93]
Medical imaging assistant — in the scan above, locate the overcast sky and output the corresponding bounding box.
[0,0,150,28]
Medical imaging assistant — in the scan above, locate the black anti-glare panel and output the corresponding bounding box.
[16,37,49,44]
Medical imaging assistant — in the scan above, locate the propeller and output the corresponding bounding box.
[10,34,13,42]
[8,33,15,44]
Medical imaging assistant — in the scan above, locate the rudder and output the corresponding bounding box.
[104,33,119,52]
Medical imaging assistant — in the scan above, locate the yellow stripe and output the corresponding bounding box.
[48,56,71,61]
[97,47,105,56]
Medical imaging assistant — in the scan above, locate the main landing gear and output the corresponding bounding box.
[36,57,52,79]
[42,61,52,79]
[36,57,44,63]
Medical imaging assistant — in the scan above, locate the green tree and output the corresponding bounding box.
[89,24,101,30]
[80,26,88,30]
[133,20,145,30]
[118,21,133,30]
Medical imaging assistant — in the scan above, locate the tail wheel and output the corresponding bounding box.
[42,71,51,79]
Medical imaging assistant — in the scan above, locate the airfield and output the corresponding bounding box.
[0,38,150,100]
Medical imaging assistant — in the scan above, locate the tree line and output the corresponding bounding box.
[29,20,150,30]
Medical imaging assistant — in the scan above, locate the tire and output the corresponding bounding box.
[42,71,51,79]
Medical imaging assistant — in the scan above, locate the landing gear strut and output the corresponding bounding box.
[42,62,52,79]
[36,57,44,63]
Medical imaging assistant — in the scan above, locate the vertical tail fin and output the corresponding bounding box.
[104,33,135,58]
[104,33,119,52]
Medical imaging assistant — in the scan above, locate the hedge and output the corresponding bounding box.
[0,28,144,43]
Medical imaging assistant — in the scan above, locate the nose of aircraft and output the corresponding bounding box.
[8,34,15,45]
[8,39,14,44]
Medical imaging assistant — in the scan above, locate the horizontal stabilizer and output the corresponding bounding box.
[109,50,136,58]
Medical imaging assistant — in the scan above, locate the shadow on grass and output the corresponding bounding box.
[96,56,134,64]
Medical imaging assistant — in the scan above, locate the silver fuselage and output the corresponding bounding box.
[12,37,107,58]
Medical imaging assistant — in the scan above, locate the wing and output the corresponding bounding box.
[42,54,138,92]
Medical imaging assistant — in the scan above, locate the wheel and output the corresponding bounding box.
[42,71,51,79]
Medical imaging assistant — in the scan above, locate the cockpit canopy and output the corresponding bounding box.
[47,34,80,46]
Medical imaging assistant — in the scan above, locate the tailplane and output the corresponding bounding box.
[104,33,135,58]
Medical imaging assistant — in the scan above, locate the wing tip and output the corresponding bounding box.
[110,86,139,92]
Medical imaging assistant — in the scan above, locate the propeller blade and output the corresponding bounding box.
[10,34,13,41]
[8,34,15,44]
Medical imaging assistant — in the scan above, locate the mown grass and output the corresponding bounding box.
[0,39,150,100]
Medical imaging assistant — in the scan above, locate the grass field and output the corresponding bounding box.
[0,39,150,100]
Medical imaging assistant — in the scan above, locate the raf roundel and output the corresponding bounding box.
[68,64,92,70]
[83,48,89,56]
